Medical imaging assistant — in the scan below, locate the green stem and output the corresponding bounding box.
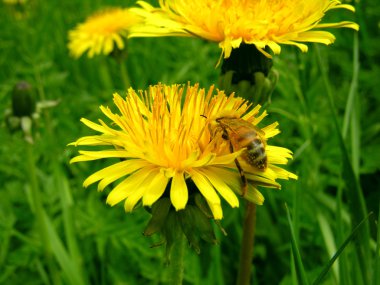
[34,64,54,145]
[99,59,113,90]
[236,202,257,285]
[342,33,359,139]
[120,62,131,90]
[168,233,186,285]
[26,142,55,284]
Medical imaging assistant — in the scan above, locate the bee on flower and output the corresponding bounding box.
[70,83,297,220]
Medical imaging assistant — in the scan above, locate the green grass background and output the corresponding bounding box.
[0,0,379,284]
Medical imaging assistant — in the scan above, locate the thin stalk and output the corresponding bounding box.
[168,233,186,285]
[34,64,54,145]
[337,184,350,285]
[120,62,131,90]
[99,59,113,90]
[236,202,256,285]
[26,142,56,284]
[342,33,359,139]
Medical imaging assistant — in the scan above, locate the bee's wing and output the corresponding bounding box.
[236,119,266,140]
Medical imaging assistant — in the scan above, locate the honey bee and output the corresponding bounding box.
[209,115,267,196]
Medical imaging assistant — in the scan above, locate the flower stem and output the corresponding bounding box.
[99,59,113,90]
[168,233,186,285]
[236,202,257,285]
[120,62,131,90]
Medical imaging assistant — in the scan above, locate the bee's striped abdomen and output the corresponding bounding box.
[246,138,267,170]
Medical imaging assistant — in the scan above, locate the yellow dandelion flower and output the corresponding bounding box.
[129,0,359,58]
[3,0,27,4]
[70,83,297,219]
[68,8,141,58]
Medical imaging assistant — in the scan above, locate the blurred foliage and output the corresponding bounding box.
[0,0,379,284]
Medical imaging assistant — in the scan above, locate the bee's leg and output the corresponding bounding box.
[229,139,247,196]
[234,158,248,196]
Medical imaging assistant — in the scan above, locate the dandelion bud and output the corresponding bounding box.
[11,81,36,117]
[219,44,275,105]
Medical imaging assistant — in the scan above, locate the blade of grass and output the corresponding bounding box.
[285,204,309,285]
[348,34,361,176]
[336,184,351,285]
[315,44,370,285]
[312,212,373,285]
[372,200,380,285]
[291,178,302,284]
[350,92,361,177]
[342,33,359,139]
[43,211,86,285]
[35,258,50,285]
[316,212,339,283]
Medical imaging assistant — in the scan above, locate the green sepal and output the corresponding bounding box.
[194,193,213,218]
[187,205,217,245]
[162,210,182,264]
[143,197,172,236]
[178,206,201,253]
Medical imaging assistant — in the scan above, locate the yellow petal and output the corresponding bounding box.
[124,168,165,212]
[262,122,280,139]
[97,160,150,190]
[316,21,359,31]
[170,171,188,210]
[142,170,169,206]
[245,173,281,189]
[209,166,241,193]
[206,200,223,220]
[80,118,109,133]
[266,146,293,164]
[270,165,298,180]
[124,186,146,212]
[245,185,264,205]
[295,31,336,44]
[211,150,244,165]
[106,167,155,206]
[190,170,220,205]
[200,168,239,208]
[69,135,113,147]
[83,159,144,188]
[79,150,130,159]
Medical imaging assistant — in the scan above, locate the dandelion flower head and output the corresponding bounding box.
[68,8,141,58]
[130,0,359,58]
[70,84,297,219]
